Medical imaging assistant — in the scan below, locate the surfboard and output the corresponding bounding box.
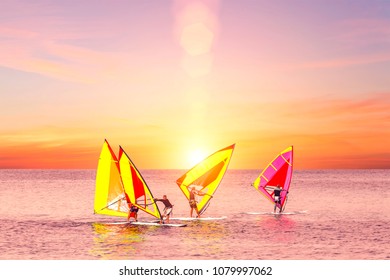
[245,210,307,216]
[132,221,187,227]
[103,221,187,227]
[168,216,227,221]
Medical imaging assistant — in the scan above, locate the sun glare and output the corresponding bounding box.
[188,149,206,167]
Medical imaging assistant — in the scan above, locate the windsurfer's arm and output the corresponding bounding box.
[192,190,204,196]
[199,192,213,198]
[197,191,213,197]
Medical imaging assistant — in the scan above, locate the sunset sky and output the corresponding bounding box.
[1,0,389,169]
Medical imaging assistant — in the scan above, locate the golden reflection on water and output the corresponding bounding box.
[180,221,229,258]
[90,223,156,259]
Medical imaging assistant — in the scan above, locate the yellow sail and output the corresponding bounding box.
[119,146,161,220]
[94,140,128,217]
[176,144,235,215]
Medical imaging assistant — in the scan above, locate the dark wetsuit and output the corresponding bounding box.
[274,189,281,197]
[130,205,139,213]
[274,188,282,204]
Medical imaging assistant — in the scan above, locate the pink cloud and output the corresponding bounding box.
[0,28,158,83]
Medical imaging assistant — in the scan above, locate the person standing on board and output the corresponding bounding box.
[127,203,139,222]
[154,195,173,224]
[189,186,209,218]
[124,193,138,222]
[266,185,287,213]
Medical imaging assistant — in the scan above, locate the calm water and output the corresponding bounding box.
[0,169,389,260]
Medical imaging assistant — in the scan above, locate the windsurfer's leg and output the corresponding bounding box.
[278,202,283,213]
[196,206,200,218]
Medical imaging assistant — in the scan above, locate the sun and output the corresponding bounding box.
[188,149,206,167]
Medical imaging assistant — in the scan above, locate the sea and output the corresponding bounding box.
[0,169,389,261]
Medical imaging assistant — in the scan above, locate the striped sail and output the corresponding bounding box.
[252,146,293,212]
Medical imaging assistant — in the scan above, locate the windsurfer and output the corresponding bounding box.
[154,195,173,223]
[266,185,288,213]
[127,203,139,222]
[189,186,211,218]
[124,193,139,222]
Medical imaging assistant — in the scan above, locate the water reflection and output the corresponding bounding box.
[255,215,297,243]
[90,223,155,259]
[179,221,229,259]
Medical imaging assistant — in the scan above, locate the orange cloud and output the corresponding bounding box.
[1,92,389,170]
[0,143,97,169]
[0,24,175,84]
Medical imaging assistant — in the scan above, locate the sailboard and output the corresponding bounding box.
[252,146,293,213]
[94,139,185,227]
[103,221,187,227]
[246,211,306,216]
[176,144,235,216]
[168,216,227,221]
